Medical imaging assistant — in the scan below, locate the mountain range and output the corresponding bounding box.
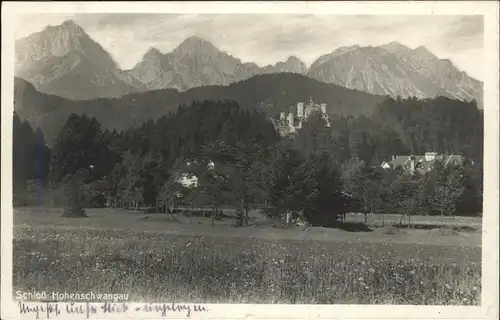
[128,36,308,92]
[307,42,483,104]
[14,19,483,106]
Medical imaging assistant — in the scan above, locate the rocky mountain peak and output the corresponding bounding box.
[413,45,438,60]
[309,45,361,71]
[381,41,411,53]
[175,36,221,56]
[143,47,164,60]
[183,35,208,44]
[14,19,140,100]
[283,56,307,73]
[336,44,361,51]
[41,19,86,38]
[285,55,304,64]
[17,19,118,68]
[306,42,482,106]
[61,20,83,31]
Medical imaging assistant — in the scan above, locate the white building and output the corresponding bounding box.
[175,160,215,188]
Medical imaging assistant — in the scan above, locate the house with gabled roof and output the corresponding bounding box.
[381,152,465,175]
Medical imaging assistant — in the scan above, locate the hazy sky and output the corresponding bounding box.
[14,14,484,80]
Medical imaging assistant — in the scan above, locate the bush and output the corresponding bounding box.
[61,185,87,218]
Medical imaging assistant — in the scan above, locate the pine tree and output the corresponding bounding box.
[61,169,88,217]
[303,152,347,226]
[49,114,116,183]
[268,141,318,224]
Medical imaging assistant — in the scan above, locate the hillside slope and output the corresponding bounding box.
[14,73,386,146]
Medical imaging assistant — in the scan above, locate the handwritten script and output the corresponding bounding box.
[17,301,208,319]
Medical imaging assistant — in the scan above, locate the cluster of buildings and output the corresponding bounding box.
[268,98,468,175]
[380,152,465,175]
[272,97,330,136]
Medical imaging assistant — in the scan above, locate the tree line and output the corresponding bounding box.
[13,95,483,225]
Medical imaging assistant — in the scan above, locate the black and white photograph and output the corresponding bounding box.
[1,2,499,319]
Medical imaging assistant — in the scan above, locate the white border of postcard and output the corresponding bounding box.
[2,1,499,319]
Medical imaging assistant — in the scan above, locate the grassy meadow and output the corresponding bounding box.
[13,208,482,305]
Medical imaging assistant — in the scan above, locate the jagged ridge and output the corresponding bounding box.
[306,42,483,105]
[15,21,482,106]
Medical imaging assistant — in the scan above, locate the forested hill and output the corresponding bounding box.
[14,99,483,217]
[14,73,385,146]
[372,96,483,159]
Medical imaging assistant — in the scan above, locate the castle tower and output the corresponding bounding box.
[287,113,294,128]
[320,103,327,114]
[297,102,304,118]
[280,112,286,121]
[305,106,311,119]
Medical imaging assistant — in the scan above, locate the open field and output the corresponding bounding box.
[344,212,482,229]
[13,207,482,305]
[13,207,482,245]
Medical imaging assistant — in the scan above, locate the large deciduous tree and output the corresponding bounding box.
[429,164,466,221]
[341,157,383,223]
[389,172,421,226]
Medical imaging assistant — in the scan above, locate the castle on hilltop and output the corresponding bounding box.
[272,97,331,136]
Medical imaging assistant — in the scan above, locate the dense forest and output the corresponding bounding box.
[13,95,483,225]
[14,73,385,146]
